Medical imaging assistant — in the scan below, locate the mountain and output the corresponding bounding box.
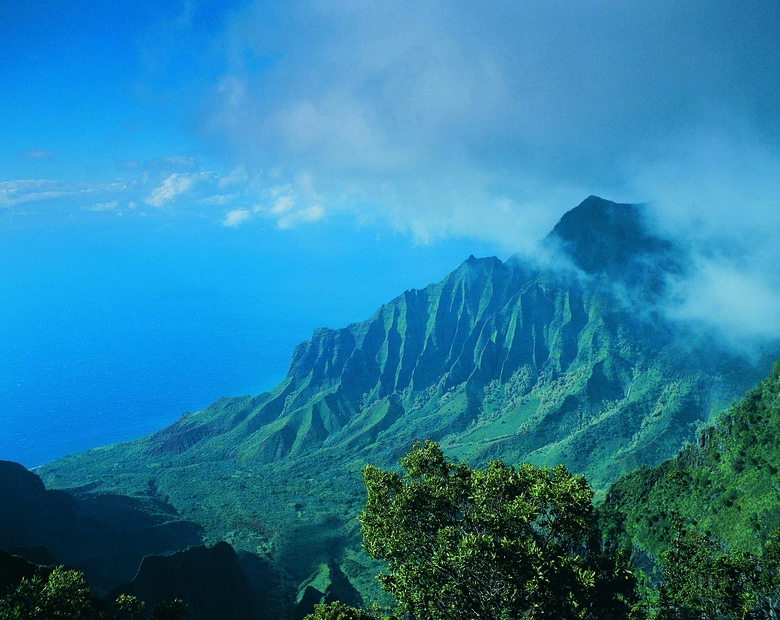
[598,362,780,575]
[37,196,776,611]
[546,195,681,284]
[0,460,203,592]
[0,462,300,619]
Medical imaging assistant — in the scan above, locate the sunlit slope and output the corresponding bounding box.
[598,363,780,569]
[40,196,772,595]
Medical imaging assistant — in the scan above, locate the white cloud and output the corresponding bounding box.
[665,259,780,355]
[276,204,324,229]
[222,208,251,227]
[145,172,210,207]
[0,165,247,220]
[0,179,100,208]
[268,195,294,216]
[252,182,327,230]
[631,130,780,251]
[0,160,263,225]
[206,1,778,252]
[192,1,780,351]
[625,129,780,347]
[218,165,249,188]
[86,200,119,212]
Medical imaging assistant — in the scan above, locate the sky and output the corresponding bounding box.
[1,1,779,466]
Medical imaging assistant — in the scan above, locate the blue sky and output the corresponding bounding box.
[1,1,779,465]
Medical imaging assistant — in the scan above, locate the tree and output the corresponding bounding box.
[0,566,188,620]
[115,594,146,620]
[0,566,98,619]
[304,601,381,620]
[360,440,636,620]
[654,515,780,620]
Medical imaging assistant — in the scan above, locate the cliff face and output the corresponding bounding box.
[126,199,740,485]
[0,460,203,592]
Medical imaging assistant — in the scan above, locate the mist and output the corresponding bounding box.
[197,1,780,351]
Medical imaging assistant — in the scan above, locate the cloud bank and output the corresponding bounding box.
[207,1,778,247]
[3,1,777,351]
[199,0,780,350]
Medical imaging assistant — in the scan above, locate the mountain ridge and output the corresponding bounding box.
[0,459,203,593]
[37,195,776,608]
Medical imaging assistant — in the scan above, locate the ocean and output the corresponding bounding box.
[0,212,500,468]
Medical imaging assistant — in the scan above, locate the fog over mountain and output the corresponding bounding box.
[209,1,780,352]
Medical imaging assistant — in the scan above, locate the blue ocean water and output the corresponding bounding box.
[0,217,297,467]
[1,212,500,468]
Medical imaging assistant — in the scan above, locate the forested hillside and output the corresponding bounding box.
[599,362,780,570]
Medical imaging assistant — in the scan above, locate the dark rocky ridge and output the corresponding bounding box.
[0,462,298,618]
[0,460,203,592]
[110,542,284,620]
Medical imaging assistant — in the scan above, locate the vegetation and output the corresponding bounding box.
[311,440,635,620]
[310,391,780,620]
[0,566,187,620]
[37,251,765,607]
[304,601,380,620]
[23,198,779,616]
[5,365,780,619]
[0,566,98,619]
[650,515,780,619]
[598,363,780,566]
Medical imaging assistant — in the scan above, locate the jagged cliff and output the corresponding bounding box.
[84,197,745,481]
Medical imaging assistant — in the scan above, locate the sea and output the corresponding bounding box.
[0,212,500,468]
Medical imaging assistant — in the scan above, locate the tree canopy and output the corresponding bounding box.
[653,514,780,620]
[0,566,187,620]
[359,440,636,620]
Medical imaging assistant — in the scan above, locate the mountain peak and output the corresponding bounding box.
[545,196,677,282]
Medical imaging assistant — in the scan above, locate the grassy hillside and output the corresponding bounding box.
[599,362,780,574]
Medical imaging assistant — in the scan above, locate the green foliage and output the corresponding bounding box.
[651,515,780,620]
[303,601,380,620]
[115,594,145,620]
[599,362,780,566]
[0,567,188,620]
[0,566,98,620]
[0,566,102,620]
[360,440,637,620]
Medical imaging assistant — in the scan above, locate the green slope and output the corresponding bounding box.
[38,196,775,604]
[598,362,780,573]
